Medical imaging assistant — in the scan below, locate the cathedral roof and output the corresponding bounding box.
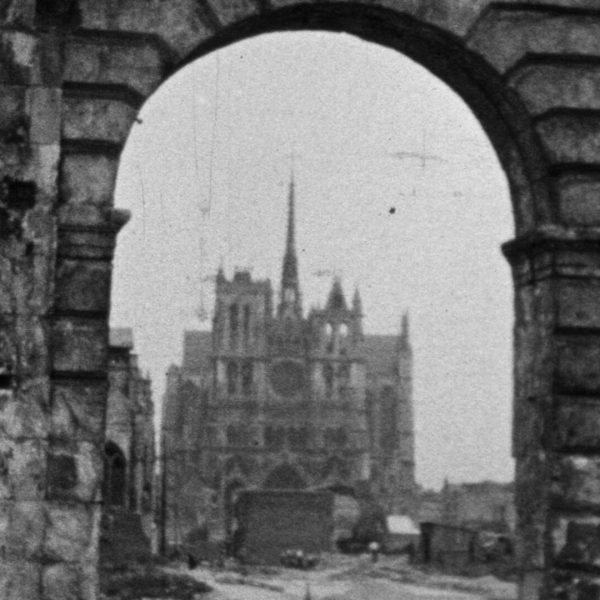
[182,330,212,374]
[362,334,398,376]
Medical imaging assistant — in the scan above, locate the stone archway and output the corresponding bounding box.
[2,2,600,599]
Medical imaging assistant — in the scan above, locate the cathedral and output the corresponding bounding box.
[161,177,416,544]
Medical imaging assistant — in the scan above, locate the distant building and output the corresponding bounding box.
[102,328,156,561]
[160,177,416,545]
[415,486,444,524]
[441,480,515,533]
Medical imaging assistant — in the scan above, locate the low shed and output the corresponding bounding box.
[234,490,334,564]
[384,515,420,553]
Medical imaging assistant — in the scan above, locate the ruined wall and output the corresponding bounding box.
[2,1,600,598]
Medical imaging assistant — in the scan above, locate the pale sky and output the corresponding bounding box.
[111,31,514,491]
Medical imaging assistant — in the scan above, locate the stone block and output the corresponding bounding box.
[555,398,600,451]
[46,443,102,503]
[205,0,260,27]
[0,438,46,500]
[468,10,600,74]
[0,560,42,600]
[110,0,213,59]
[60,153,119,207]
[0,1,36,27]
[77,0,110,28]
[510,63,600,115]
[51,380,108,442]
[556,173,600,226]
[556,249,600,279]
[0,499,45,561]
[62,96,137,145]
[26,86,61,145]
[551,455,600,509]
[0,84,27,140]
[551,515,600,568]
[515,454,548,570]
[558,336,600,393]
[0,383,49,439]
[557,280,600,329]
[550,570,600,600]
[51,317,108,374]
[44,502,99,563]
[63,40,163,98]
[0,31,37,85]
[55,258,112,314]
[536,113,600,165]
[42,562,88,600]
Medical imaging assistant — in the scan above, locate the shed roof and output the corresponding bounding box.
[387,515,420,535]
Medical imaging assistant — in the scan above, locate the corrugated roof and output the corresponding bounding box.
[362,335,397,376]
[109,327,133,349]
[182,330,212,374]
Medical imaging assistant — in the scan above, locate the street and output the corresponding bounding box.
[180,554,516,600]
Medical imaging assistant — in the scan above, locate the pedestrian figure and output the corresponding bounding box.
[187,553,198,569]
[368,540,380,563]
[304,582,312,600]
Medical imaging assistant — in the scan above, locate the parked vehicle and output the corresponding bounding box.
[280,549,320,569]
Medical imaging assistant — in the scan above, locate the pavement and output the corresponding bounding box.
[177,553,517,600]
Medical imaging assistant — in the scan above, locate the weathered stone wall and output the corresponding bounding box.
[2,0,600,598]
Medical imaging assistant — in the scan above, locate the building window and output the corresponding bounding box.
[325,322,334,354]
[227,361,238,395]
[229,303,239,345]
[243,304,251,345]
[241,361,253,395]
[339,363,350,388]
[324,363,334,397]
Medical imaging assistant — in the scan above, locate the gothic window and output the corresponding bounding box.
[243,304,251,345]
[103,442,126,508]
[241,361,253,395]
[339,363,350,389]
[226,425,237,446]
[229,303,239,345]
[325,323,334,353]
[227,361,238,395]
[339,323,349,355]
[324,363,334,398]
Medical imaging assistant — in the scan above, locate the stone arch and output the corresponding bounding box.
[103,441,127,508]
[5,2,600,599]
[263,463,306,490]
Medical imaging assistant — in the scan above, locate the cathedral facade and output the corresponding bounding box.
[161,179,416,543]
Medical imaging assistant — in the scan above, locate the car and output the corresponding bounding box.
[280,549,320,569]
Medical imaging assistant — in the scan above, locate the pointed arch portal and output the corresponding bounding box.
[3,2,600,599]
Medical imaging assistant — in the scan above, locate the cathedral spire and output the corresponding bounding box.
[279,173,301,317]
